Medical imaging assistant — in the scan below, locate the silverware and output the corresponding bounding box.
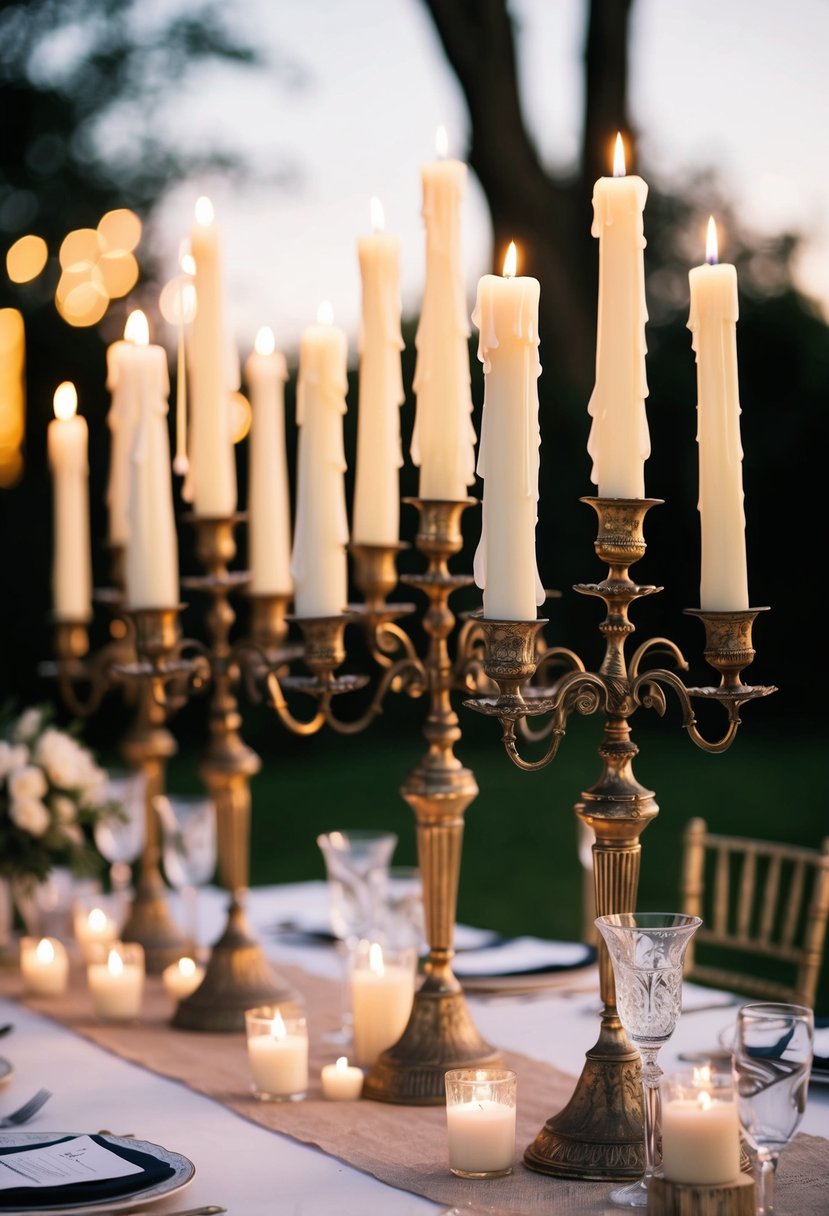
[0,1023,14,1037]
[0,1088,52,1127]
[96,1207,225,1216]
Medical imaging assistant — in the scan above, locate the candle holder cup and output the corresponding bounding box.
[465,495,775,1180]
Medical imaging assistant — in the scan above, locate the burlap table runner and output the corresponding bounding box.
[4,964,827,1214]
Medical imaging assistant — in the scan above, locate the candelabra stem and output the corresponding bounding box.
[174,516,294,1032]
[119,681,190,973]
[363,500,501,1105]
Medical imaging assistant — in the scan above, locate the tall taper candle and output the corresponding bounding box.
[48,382,91,621]
[291,304,349,618]
[105,332,134,547]
[411,126,476,501]
[245,326,292,595]
[123,311,179,609]
[352,197,404,545]
[688,218,749,610]
[473,242,544,620]
[189,196,237,518]
[587,133,650,499]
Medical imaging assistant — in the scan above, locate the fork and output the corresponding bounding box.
[0,1088,52,1127]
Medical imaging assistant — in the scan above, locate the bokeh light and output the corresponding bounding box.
[229,391,252,443]
[98,250,139,298]
[0,308,25,486]
[59,227,100,272]
[6,234,48,284]
[97,208,142,254]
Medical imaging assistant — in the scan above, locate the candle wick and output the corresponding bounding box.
[706,253,719,267]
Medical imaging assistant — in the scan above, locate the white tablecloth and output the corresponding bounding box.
[1,882,825,1215]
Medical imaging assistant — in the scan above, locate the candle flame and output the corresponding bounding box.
[613,132,626,178]
[53,381,78,421]
[124,309,149,346]
[370,195,385,233]
[107,948,124,977]
[269,1009,287,1041]
[503,241,517,278]
[368,942,385,977]
[435,124,449,159]
[254,326,275,356]
[706,216,719,265]
[36,938,55,965]
[179,240,196,276]
[335,1056,349,1072]
[697,1089,713,1111]
[194,196,214,227]
[88,907,108,932]
[178,957,197,977]
[317,300,334,326]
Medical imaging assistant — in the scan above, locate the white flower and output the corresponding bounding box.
[12,708,43,743]
[9,797,51,837]
[75,753,107,805]
[35,729,82,790]
[7,764,48,802]
[51,794,77,824]
[0,742,29,781]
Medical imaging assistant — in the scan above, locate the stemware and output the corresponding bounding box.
[733,1001,814,1215]
[316,830,397,1044]
[596,911,701,1208]
[93,768,146,908]
[154,795,217,950]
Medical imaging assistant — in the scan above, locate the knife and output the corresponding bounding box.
[94,1206,225,1216]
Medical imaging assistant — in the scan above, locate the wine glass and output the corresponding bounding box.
[596,911,702,1208]
[93,769,146,914]
[155,794,217,951]
[733,1001,814,1215]
[316,830,397,1044]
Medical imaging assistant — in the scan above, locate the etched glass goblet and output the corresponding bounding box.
[596,911,702,1208]
[733,1002,814,1215]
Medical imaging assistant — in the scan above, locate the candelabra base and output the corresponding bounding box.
[523,1017,644,1180]
[362,983,502,1105]
[119,870,191,975]
[172,898,295,1033]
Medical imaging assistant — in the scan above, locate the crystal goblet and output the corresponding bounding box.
[596,911,702,1208]
[93,769,146,909]
[154,794,217,951]
[733,1001,814,1215]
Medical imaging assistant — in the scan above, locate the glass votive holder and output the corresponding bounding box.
[349,939,416,1067]
[245,1003,309,1102]
[20,936,69,997]
[661,1066,741,1185]
[86,941,145,1022]
[73,894,119,962]
[445,1067,517,1179]
[162,956,205,1003]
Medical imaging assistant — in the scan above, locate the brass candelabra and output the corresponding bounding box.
[466,496,775,1180]
[257,498,501,1103]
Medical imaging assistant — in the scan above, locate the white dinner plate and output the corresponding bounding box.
[0,1059,12,1086]
[0,1131,195,1214]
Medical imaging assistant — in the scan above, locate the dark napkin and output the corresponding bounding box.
[0,1134,175,1209]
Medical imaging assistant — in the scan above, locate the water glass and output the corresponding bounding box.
[733,1001,814,1214]
[316,829,397,943]
[155,794,217,948]
[93,768,146,900]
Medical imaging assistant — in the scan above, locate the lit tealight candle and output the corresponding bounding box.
[246,1006,309,1102]
[162,956,205,1002]
[350,942,415,1068]
[661,1066,741,1185]
[20,936,69,997]
[87,943,144,1021]
[320,1055,364,1101]
[74,905,118,962]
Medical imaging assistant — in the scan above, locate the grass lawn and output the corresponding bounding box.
[163,699,828,1014]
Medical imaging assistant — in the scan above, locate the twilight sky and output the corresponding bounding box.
[147,0,829,363]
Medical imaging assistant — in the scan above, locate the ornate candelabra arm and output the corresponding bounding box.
[349,541,417,668]
[43,620,133,718]
[325,655,427,736]
[174,516,294,1032]
[263,668,327,737]
[628,636,689,680]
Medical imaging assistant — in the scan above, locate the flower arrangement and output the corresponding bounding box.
[0,706,110,884]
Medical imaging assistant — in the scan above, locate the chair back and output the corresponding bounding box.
[680,817,829,1008]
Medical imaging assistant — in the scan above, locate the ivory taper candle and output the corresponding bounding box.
[411,126,476,501]
[105,332,134,547]
[48,381,92,622]
[291,304,349,618]
[122,310,179,610]
[688,218,749,610]
[587,133,650,499]
[245,326,292,595]
[189,196,237,518]
[352,197,404,545]
[473,242,544,620]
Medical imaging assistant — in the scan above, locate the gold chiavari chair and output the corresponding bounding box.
[680,817,829,1009]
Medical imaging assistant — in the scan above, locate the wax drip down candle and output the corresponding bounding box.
[472,241,544,621]
[587,132,650,499]
[688,217,749,610]
[245,326,292,596]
